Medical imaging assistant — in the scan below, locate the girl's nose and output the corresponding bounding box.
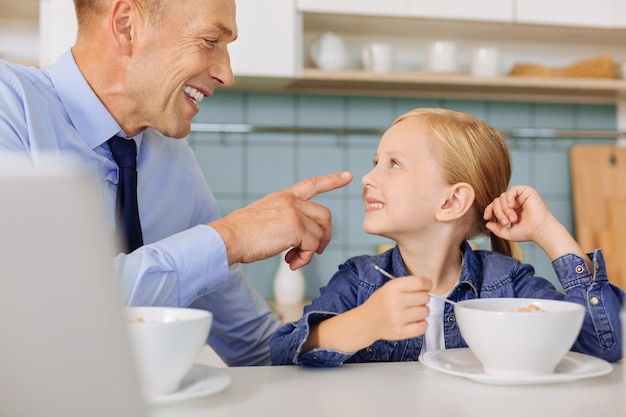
[362,169,375,187]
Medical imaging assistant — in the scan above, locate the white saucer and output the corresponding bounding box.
[420,348,612,385]
[148,365,231,405]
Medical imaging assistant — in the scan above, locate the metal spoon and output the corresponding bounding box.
[370,263,457,306]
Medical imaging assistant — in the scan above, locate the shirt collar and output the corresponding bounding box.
[45,50,122,150]
[458,241,481,295]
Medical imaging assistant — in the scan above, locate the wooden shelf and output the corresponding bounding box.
[231,69,626,104]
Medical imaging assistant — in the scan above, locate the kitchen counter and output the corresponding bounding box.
[151,359,623,417]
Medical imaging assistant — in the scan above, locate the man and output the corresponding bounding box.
[0,0,352,365]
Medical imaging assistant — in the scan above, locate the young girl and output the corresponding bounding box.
[270,108,624,366]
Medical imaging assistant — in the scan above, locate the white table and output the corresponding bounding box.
[150,361,624,417]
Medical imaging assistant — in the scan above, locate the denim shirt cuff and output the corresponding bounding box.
[552,249,607,291]
[295,311,355,367]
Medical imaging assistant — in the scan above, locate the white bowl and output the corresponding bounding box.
[455,298,585,376]
[125,307,212,398]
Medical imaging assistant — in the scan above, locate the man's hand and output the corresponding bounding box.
[210,171,352,269]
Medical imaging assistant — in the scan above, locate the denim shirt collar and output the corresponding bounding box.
[457,241,481,297]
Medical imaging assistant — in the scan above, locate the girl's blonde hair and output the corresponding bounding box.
[393,108,522,260]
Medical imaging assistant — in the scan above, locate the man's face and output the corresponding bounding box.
[125,0,237,138]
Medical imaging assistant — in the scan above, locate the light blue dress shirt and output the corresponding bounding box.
[0,51,280,366]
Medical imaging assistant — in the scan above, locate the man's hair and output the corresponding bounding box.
[73,0,169,31]
[73,0,107,26]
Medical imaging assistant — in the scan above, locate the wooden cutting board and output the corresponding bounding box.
[570,144,626,289]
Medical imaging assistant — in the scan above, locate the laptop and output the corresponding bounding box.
[0,156,147,417]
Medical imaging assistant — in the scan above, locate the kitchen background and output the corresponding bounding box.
[189,92,615,299]
[2,0,625,300]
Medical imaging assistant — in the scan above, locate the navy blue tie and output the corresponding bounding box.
[109,136,143,253]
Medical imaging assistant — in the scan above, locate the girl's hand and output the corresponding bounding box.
[483,184,590,270]
[302,275,431,354]
[357,275,432,343]
[483,185,557,243]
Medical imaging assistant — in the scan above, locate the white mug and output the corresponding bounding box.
[471,47,500,78]
[362,43,393,73]
[427,41,457,73]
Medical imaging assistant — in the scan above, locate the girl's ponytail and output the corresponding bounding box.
[490,233,523,261]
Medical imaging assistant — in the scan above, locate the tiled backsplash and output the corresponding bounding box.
[188,91,616,300]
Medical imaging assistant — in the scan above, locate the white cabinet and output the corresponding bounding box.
[298,0,624,29]
[515,0,617,28]
[297,0,406,17]
[298,0,513,21]
[618,1,626,28]
[39,0,77,66]
[407,0,513,23]
[230,0,300,78]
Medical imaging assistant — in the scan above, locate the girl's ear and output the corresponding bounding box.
[436,183,475,222]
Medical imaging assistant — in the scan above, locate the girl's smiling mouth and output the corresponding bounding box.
[366,198,385,211]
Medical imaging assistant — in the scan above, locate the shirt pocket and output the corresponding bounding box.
[355,340,398,362]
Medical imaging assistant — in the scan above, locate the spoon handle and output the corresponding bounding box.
[427,292,457,306]
[370,263,395,280]
[370,263,457,305]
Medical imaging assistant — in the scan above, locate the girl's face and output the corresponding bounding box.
[361,117,451,242]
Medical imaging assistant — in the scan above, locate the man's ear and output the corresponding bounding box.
[109,0,134,53]
[436,183,475,222]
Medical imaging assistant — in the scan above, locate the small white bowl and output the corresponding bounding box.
[125,307,212,398]
[455,298,585,377]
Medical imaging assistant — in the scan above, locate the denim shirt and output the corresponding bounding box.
[270,242,625,366]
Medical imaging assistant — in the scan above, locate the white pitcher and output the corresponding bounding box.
[309,31,347,71]
[273,250,305,305]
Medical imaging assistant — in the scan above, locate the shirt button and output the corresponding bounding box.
[575,265,585,274]
[447,316,456,323]
[589,296,600,306]
[365,346,375,355]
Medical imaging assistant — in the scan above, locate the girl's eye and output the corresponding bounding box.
[372,158,399,168]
